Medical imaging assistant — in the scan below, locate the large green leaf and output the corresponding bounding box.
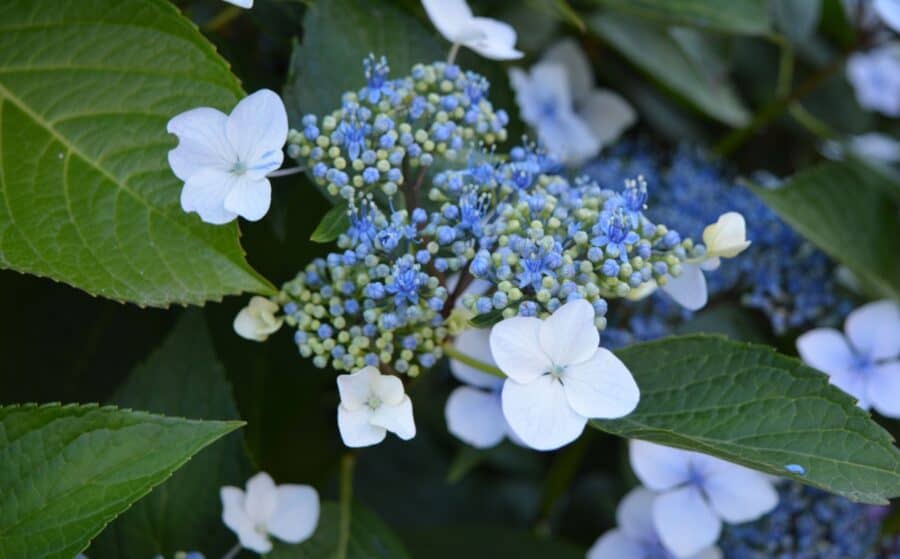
[89,312,251,558]
[752,160,900,300]
[594,336,900,504]
[267,502,410,559]
[0,0,272,307]
[283,0,445,123]
[588,12,750,126]
[0,403,241,559]
[589,0,770,35]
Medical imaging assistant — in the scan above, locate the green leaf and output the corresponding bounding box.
[469,308,505,329]
[89,312,251,558]
[310,202,350,243]
[588,12,750,126]
[403,527,584,558]
[593,336,900,504]
[751,160,900,300]
[0,0,273,307]
[524,0,587,32]
[0,403,242,558]
[283,0,445,123]
[772,0,822,43]
[267,502,410,559]
[588,0,770,35]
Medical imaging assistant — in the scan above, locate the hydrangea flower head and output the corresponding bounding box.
[168,89,287,224]
[797,300,900,416]
[490,300,640,450]
[220,472,319,554]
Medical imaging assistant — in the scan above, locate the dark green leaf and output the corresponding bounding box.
[588,0,770,35]
[751,160,900,300]
[90,312,252,558]
[593,336,900,504]
[0,403,241,558]
[268,502,410,559]
[588,12,750,126]
[310,202,350,243]
[0,0,273,306]
[772,0,822,43]
[470,309,505,329]
[283,0,444,123]
[403,527,584,558]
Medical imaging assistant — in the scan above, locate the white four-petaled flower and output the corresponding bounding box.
[421,0,523,60]
[797,300,900,416]
[445,328,517,449]
[234,296,284,342]
[167,89,288,224]
[337,366,416,447]
[846,44,900,117]
[221,472,320,554]
[489,299,640,451]
[510,39,635,166]
[629,440,778,558]
[587,487,722,559]
[662,212,751,311]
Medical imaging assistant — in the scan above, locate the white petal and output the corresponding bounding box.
[422,0,474,42]
[450,329,503,390]
[167,107,233,181]
[702,212,751,259]
[653,486,722,558]
[539,299,599,367]
[586,530,644,559]
[876,0,900,32]
[464,18,523,60]
[371,373,406,406]
[578,89,637,148]
[370,396,416,440]
[244,472,278,526]
[226,89,287,177]
[180,168,239,225]
[489,316,551,383]
[266,485,320,544]
[845,300,900,361]
[445,386,507,448]
[563,348,639,419]
[796,328,856,376]
[337,405,385,448]
[849,133,900,163]
[501,375,586,451]
[542,39,594,101]
[234,307,266,342]
[224,0,253,7]
[223,176,271,222]
[693,548,723,559]
[703,465,778,523]
[616,487,658,541]
[336,367,380,410]
[221,486,272,555]
[629,440,691,491]
[513,63,572,125]
[233,297,283,342]
[829,366,871,409]
[868,362,900,418]
[662,263,708,311]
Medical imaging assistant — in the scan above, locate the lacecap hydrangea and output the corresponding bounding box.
[269,57,702,376]
[585,143,854,347]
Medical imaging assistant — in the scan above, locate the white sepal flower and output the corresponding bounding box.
[421,0,523,60]
[875,0,900,32]
[797,300,900,415]
[446,328,514,449]
[702,212,751,263]
[337,366,416,447]
[167,89,288,224]
[629,441,778,558]
[847,44,900,117]
[221,472,320,554]
[490,299,640,451]
[661,263,708,312]
[849,133,900,163]
[224,0,253,8]
[234,296,284,342]
[587,487,722,559]
[510,39,635,166]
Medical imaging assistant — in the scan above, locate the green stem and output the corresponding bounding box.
[442,343,505,378]
[534,432,591,536]
[221,543,241,559]
[773,35,794,99]
[447,43,461,64]
[336,453,356,559]
[203,6,242,33]
[788,103,837,139]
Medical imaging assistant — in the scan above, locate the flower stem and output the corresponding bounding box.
[442,343,505,378]
[336,452,356,559]
[447,43,461,65]
[221,542,241,559]
[203,6,242,33]
[267,166,304,178]
[534,431,591,536]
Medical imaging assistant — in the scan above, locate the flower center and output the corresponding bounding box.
[230,160,248,176]
[366,394,382,410]
[549,363,566,382]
